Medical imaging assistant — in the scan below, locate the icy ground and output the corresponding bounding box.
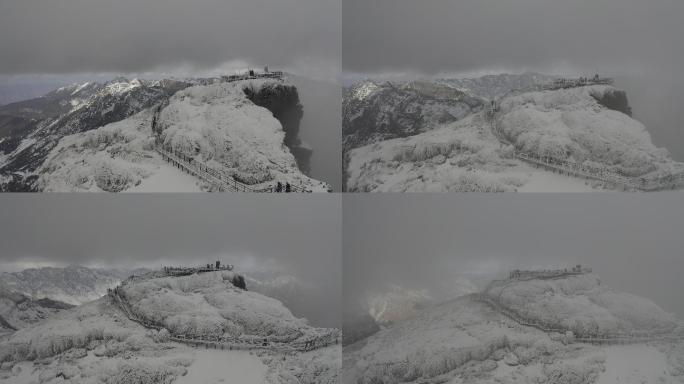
[124,163,202,192]
[174,349,266,384]
[36,79,329,192]
[596,345,674,384]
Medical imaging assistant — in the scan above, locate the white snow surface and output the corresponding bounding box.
[596,345,675,384]
[36,79,329,192]
[346,85,684,192]
[173,349,266,384]
[124,163,202,192]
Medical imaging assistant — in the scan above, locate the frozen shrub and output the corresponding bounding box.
[105,362,183,384]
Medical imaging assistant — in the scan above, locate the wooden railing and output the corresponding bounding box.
[155,143,310,193]
[474,293,682,345]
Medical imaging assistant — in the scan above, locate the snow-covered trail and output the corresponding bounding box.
[596,345,672,384]
[124,163,202,192]
[173,349,267,384]
[514,169,601,192]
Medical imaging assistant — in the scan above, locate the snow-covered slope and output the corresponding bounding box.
[0,283,73,331]
[0,266,142,306]
[120,270,326,340]
[437,72,555,100]
[484,273,678,336]
[344,75,684,192]
[496,85,681,179]
[364,279,479,326]
[344,273,684,384]
[35,79,329,192]
[0,78,189,190]
[0,269,340,383]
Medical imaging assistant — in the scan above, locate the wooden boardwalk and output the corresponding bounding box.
[474,293,682,345]
[156,144,309,193]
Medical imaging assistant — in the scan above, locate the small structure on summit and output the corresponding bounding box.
[221,67,284,83]
[543,74,613,90]
[163,261,234,276]
[509,264,592,280]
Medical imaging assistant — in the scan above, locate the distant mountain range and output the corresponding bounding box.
[0,265,146,306]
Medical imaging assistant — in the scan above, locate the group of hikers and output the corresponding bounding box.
[274,181,293,193]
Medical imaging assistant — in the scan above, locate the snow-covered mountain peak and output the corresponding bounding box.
[0,76,331,192]
[485,271,679,335]
[103,78,143,96]
[351,81,380,101]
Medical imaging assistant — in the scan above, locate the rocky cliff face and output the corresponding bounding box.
[244,83,312,174]
[591,87,632,116]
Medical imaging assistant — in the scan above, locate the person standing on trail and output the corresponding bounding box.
[285,182,291,193]
[276,182,283,193]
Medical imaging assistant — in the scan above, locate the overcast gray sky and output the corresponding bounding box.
[0,0,340,81]
[343,0,684,160]
[344,193,684,319]
[0,194,341,324]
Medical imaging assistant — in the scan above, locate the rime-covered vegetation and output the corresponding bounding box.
[344,74,684,192]
[344,273,684,384]
[0,269,340,384]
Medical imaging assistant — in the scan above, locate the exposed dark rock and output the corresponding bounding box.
[243,83,312,174]
[343,312,380,346]
[231,275,247,290]
[592,88,632,116]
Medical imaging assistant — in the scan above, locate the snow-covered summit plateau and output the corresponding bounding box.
[344,268,684,384]
[343,73,684,192]
[0,267,340,384]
